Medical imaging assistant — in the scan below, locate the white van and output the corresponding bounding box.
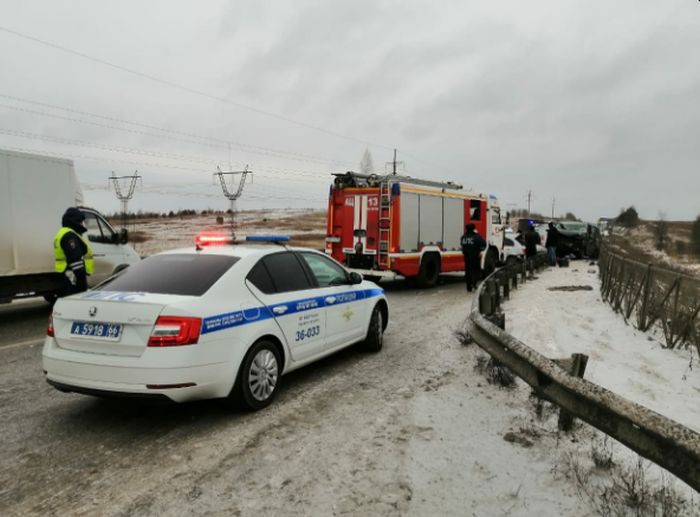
[0,149,140,302]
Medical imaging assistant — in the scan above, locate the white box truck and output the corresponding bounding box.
[0,149,140,302]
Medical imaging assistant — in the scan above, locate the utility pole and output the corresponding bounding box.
[526,188,533,216]
[551,196,556,219]
[213,165,252,239]
[109,172,141,229]
[385,148,404,176]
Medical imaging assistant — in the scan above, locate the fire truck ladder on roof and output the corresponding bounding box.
[332,172,464,191]
[378,179,392,267]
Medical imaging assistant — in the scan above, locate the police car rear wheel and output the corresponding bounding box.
[362,306,383,353]
[232,340,281,411]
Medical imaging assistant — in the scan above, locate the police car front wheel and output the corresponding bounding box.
[361,305,384,353]
[231,340,281,411]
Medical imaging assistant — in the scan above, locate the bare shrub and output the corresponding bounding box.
[616,459,653,512]
[454,327,473,346]
[474,354,516,388]
[675,240,687,256]
[654,214,669,252]
[692,215,700,256]
[591,437,614,470]
[563,452,695,516]
[616,206,640,228]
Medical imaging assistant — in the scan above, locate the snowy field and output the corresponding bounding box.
[610,224,700,277]
[502,263,700,434]
[119,208,326,257]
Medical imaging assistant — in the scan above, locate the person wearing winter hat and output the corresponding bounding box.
[53,207,94,295]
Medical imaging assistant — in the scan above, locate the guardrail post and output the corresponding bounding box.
[557,353,589,431]
[489,278,500,310]
[479,288,493,315]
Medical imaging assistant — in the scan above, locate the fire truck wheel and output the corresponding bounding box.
[417,254,440,288]
[361,305,384,352]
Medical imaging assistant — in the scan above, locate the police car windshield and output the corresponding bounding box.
[97,254,239,296]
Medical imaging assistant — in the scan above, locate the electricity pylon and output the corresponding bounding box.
[109,172,141,229]
[213,165,252,239]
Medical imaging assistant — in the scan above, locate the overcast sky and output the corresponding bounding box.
[1,0,698,220]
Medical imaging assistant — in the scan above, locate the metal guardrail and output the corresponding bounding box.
[466,258,700,491]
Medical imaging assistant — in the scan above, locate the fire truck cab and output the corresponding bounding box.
[325,172,505,287]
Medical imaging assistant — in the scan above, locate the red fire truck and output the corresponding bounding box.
[325,172,505,286]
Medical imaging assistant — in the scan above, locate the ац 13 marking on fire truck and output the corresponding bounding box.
[325,172,505,287]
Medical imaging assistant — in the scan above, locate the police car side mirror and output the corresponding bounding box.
[119,228,128,245]
[349,272,363,284]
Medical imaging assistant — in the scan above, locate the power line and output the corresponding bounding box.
[399,150,462,179]
[0,99,355,167]
[0,146,332,197]
[0,25,393,151]
[0,128,336,182]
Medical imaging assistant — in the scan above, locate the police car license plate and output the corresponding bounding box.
[70,321,123,341]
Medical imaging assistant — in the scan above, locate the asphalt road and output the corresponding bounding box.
[0,276,590,516]
[0,277,475,515]
[0,299,51,349]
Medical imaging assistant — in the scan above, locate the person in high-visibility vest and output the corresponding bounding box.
[54,207,94,295]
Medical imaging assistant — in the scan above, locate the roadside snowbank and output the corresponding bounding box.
[503,263,700,433]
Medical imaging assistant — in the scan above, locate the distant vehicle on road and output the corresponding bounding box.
[0,149,140,303]
[550,221,601,259]
[502,234,525,265]
[43,235,389,410]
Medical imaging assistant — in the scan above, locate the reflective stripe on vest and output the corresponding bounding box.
[54,227,95,275]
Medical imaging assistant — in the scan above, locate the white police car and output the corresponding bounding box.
[43,235,388,410]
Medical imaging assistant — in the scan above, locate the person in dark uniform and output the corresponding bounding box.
[460,223,486,292]
[545,222,559,266]
[53,207,94,296]
[524,224,541,275]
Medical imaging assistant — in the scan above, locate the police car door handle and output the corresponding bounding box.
[272,306,288,315]
[325,296,337,304]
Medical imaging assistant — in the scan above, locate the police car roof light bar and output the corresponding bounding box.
[195,233,235,248]
[245,235,290,243]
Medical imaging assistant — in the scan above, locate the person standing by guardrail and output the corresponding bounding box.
[524,224,541,276]
[460,223,486,292]
[545,222,559,266]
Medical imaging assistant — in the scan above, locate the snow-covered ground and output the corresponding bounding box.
[121,208,326,256]
[611,225,700,276]
[502,263,700,434]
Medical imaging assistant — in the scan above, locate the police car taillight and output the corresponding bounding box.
[47,311,54,337]
[195,233,234,247]
[148,316,202,347]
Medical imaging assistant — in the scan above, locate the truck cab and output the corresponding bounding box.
[80,207,141,285]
